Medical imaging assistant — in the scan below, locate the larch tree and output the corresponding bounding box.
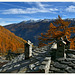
[38,15,75,49]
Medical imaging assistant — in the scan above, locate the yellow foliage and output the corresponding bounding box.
[0,26,27,55]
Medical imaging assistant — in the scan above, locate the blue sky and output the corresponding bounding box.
[0,2,75,26]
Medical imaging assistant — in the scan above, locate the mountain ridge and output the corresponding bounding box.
[4,18,75,45]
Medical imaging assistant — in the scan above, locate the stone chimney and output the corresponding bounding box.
[56,37,66,59]
[64,36,71,50]
[24,40,33,60]
[28,40,33,57]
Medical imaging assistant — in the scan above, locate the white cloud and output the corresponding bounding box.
[0,21,12,26]
[49,8,58,11]
[2,7,58,14]
[2,2,58,14]
[36,2,45,9]
[28,2,52,8]
[0,18,24,21]
[0,18,26,26]
[2,9,27,14]
[66,5,75,12]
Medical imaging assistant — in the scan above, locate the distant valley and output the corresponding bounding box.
[4,18,75,46]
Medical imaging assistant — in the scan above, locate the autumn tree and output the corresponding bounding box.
[38,15,75,49]
[0,26,27,55]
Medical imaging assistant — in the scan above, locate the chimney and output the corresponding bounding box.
[56,37,66,59]
[24,40,33,60]
[64,36,71,50]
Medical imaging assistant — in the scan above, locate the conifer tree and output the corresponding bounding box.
[38,15,75,49]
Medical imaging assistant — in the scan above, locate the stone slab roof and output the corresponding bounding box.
[50,58,75,73]
[0,45,51,73]
[0,43,75,73]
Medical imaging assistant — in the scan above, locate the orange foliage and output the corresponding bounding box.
[38,42,46,48]
[49,23,56,29]
[70,37,75,49]
[38,15,75,49]
[0,26,27,55]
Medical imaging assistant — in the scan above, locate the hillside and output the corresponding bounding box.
[4,19,75,45]
[0,26,27,55]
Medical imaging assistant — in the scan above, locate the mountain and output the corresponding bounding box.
[4,19,75,46]
[0,26,27,55]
